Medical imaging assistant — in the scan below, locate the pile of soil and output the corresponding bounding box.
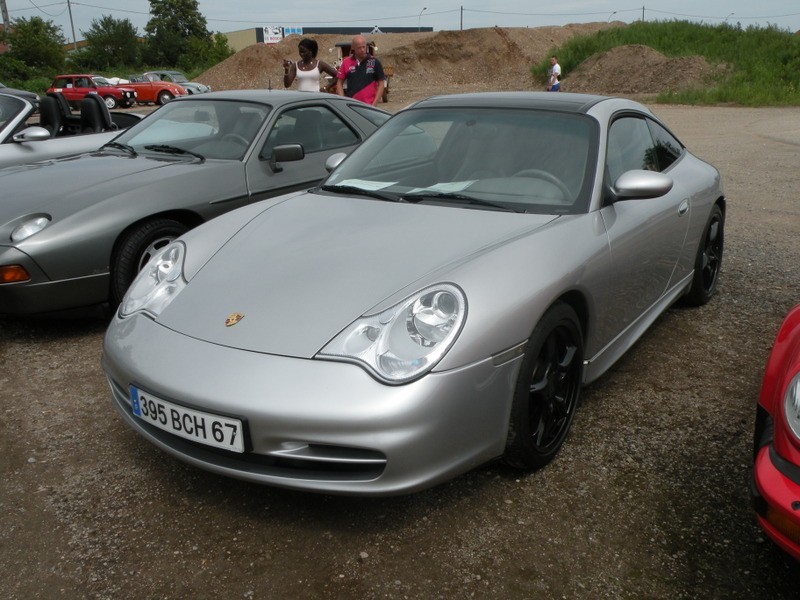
[564,44,722,95]
[197,23,718,102]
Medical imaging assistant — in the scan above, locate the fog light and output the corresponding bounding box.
[0,265,31,283]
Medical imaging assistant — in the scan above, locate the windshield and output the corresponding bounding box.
[93,77,112,87]
[322,106,598,214]
[113,98,270,160]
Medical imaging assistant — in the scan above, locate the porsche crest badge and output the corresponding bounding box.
[225,312,245,327]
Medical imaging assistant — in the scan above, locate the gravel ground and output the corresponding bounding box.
[2,102,800,598]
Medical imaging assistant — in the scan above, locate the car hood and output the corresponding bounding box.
[157,192,557,358]
[0,152,199,222]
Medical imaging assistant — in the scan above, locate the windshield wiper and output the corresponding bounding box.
[101,141,137,157]
[401,191,523,213]
[144,144,205,161]
[320,184,402,202]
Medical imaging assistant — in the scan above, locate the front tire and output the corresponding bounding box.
[157,91,174,105]
[103,95,118,109]
[682,204,724,306]
[504,302,583,470]
[111,219,189,306]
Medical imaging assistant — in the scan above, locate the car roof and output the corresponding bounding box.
[172,89,386,108]
[407,92,639,115]
[0,88,38,101]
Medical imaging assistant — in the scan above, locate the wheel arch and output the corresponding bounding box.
[550,289,589,345]
[110,209,205,265]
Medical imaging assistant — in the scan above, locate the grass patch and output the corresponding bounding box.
[535,21,800,106]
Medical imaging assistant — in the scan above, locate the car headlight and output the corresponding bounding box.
[785,371,800,441]
[11,216,50,242]
[318,284,467,384]
[119,241,186,318]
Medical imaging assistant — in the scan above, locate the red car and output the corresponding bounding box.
[123,73,188,105]
[753,303,800,561]
[47,74,137,109]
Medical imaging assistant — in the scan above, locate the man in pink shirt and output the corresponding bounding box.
[335,35,386,106]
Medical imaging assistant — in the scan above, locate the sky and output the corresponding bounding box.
[4,1,800,45]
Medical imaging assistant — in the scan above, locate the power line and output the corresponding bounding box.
[5,2,800,28]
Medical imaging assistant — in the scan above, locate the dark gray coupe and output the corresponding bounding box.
[0,90,389,314]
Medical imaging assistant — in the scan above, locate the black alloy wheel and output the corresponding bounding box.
[504,302,583,470]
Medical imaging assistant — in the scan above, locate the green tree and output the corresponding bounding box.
[143,0,210,67]
[80,15,140,70]
[1,16,66,72]
[179,32,234,72]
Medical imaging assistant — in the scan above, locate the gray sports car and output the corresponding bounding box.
[102,92,725,496]
[0,90,390,314]
[0,92,141,169]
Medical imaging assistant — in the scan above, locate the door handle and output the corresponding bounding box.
[678,199,689,215]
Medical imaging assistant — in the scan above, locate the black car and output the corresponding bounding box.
[0,82,39,104]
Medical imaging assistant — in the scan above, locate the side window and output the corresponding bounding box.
[646,119,683,171]
[261,105,359,157]
[53,78,70,88]
[605,116,656,184]
[349,104,391,127]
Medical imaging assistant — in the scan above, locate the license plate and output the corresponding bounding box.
[130,386,244,453]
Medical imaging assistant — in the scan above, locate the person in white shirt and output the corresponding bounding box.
[283,39,338,92]
[546,56,562,92]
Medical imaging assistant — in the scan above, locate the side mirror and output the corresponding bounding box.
[12,126,52,143]
[324,152,347,173]
[613,169,673,200]
[268,143,304,173]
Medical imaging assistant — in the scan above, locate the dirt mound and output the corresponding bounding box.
[198,23,619,98]
[564,44,718,95]
[197,25,717,103]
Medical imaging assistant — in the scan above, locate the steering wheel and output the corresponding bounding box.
[512,168,572,201]
[221,133,249,147]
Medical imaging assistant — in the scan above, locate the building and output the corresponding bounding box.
[224,26,433,53]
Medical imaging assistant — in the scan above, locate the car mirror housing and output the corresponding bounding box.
[268,143,304,173]
[325,152,348,173]
[12,126,52,143]
[613,169,674,200]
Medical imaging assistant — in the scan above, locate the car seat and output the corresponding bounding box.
[47,91,81,134]
[449,123,504,181]
[37,95,62,137]
[291,110,323,153]
[80,93,117,133]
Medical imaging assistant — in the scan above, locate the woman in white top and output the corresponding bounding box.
[283,38,338,92]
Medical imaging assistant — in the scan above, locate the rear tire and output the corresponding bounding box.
[103,95,118,109]
[111,219,188,306]
[504,302,583,470]
[682,204,724,306]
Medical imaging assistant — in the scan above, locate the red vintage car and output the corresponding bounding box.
[47,74,137,109]
[752,303,800,561]
[123,73,188,105]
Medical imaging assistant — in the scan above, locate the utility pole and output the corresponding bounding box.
[67,0,78,51]
[1,0,10,31]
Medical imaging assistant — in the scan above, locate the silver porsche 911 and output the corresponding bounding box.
[102,92,725,496]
